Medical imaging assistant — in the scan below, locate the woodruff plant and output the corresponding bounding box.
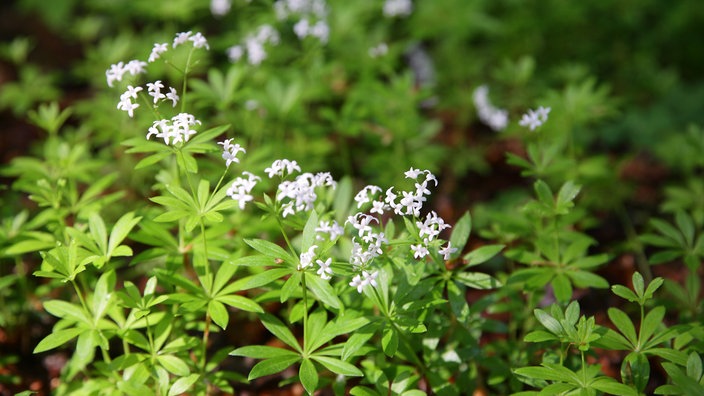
[23,29,505,395]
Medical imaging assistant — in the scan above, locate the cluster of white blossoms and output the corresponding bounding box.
[218,138,246,167]
[473,85,509,132]
[343,167,457,293]
[109,32,209,121]
[146,113,201,146]
[277,0,330,44]
[368,42,388,58]
[276,172,336,218]
[106,60,147,88]
[226,172,260,210]
[383,0,413,18]
[210,0,232,17]
[519,106,551,131]
[227,25,280,66]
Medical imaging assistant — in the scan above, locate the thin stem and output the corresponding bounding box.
[301,272,309,356]
[180,48,195,114]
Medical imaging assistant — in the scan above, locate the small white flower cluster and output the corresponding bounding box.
[473,85,509,132]
[274,0,327,20]
[218,138,246,167]
[265,159,301,178]
[116,81,180,118]
[344,167,460,293]
[297,245,334,280]
[210,0,232,17]
[315,220,344,241]
[117,85,142,117]
[146,113,201,145]
[173,31,209,50]
[227,25,280,66]
[293,19,330,44]
[368,43,388,58]
[275,0,330,44]
[519,106,551,131]
[106,60,147,88]
[412,211,455,260]
[148,43,168,63]
[226,172,260,210]
[383,0,413,18]
[276,171,336,218]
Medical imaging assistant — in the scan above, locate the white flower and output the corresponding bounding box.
[117,98,139,118]
[349,270,379,293]
[383,0,412,18]
[519,106,551,131]
[148,42,168,63]
[218,138,246,167]
[146,80,166,104]
[265,159,301,178]
[120,85,143,100]
[411,243,429,259]
[211,0,231,16]
[439,242,458,260]
[354,185,382,208]
[368,43,388,58]
[124,60,148,76]
[316,258,333,280]
[293,19,310,40]
[298,245,318,270]
[473,85,509,132]
[146,113,201,145]
[106,60,147,87]
[370,200,385,215]
[309,20,329,43]
[404,167,423,179]
[173,31,193,48]
[166,87,179,107]
[226,171,260,209]
[227,45,244,62]
[315,220,344,241]
[189,32,210,50]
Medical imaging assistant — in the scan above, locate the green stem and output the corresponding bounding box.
[301,272,310,355]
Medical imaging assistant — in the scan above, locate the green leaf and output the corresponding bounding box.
[208,300,229,330]
[135,151,171,169]
[607,308,637,347]
[44,300,90,324]
[108,212,141,257]
[686,351,702,380]
[675,211,695,248]
[454,271,501,289]
[381,326,398,357]
[555,181,581,214]
[281,271,302,303]
[462,244,504,267]
[216,294,263,313]
[167,374,199,396]
[621,352,649,393]
[34,327,85,353]
[640,306,665,345]
[259,313,301,353]
[449,211,471,256]
[245,238,295,264]
[306,272,341,309]
[312,355,363,376]
[228,268,291,291]
[612,285,638,303]
[88,213,107,254]
[631,272,645,299]
[230,345,299,359]
[157,354,190,376]
[300,358,318,395]
[248,355,301,380]
[566,270,609,289]
[534,309,563,336]
[534,180,554,208]
[551,274,573,303]
[590,377,638,396]
[341,325,378,361]
[301,210,319,253]
[92,270,115,319]
[524,330,559,343]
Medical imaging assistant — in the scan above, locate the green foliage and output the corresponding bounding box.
[1,0,702,394]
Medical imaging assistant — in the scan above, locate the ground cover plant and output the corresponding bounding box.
[1,0,703,395]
